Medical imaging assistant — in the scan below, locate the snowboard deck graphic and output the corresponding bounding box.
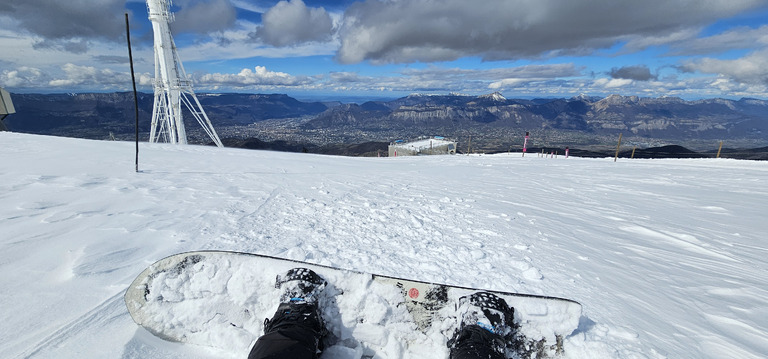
[125,251,582,358]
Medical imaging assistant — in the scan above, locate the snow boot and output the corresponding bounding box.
[447,291,516,359]
[248,268,328,359]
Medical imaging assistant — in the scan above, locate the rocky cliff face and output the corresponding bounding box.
[305,93,768,141]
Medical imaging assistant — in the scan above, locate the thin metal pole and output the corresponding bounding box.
[716,141,724,159]
[467,135,471,155]
[126,13,139,172]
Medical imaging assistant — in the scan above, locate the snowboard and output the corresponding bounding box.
[125,251,582,358]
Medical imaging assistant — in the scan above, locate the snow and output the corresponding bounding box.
[479,92,507,102]
[390,137,455,152]
[2,131,767,358]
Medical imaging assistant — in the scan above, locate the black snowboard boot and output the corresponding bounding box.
[447,291,516,359]
[247,268,328,359]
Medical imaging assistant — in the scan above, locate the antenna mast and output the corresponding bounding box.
[146,0,223,147]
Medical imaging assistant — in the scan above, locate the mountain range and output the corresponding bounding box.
[3,92,767,155]
[305,92,767,140]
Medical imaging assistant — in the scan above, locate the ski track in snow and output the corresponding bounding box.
[1,132,767,358]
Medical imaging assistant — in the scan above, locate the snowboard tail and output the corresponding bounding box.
[125,251,582,358]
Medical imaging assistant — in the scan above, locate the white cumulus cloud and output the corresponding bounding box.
[1,67,47,88]
[198,66,311,88]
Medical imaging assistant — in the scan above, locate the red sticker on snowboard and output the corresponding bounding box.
[408,287,419,299]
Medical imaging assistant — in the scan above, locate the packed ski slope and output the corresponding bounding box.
[1,132,766,359]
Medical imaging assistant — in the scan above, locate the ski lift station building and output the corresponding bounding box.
[389,136,457,157]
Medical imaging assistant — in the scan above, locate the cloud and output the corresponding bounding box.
[0,62,154,91]
[229,0,270,14]
[93,55,131,65]
[610,65,656,81]
[0,0,237,54]
[464,64,582,90]
[32,39,90,54]
[681,49,768,85]
[329,71,368,83]
[595,78,634,88]
[47,63,131,88]
[197,66,312,88]
[488,78,533,89]
[668,25,768,55]
[188,63,584,94]
[623,24,768,56]
[319,63,583,93]
[335,0,765,64]
[171,0,238,34]
[253,0,334,47]
[386,64,580,92]
[1,67,48,88]
[621,28,702,53]
[0,0,126,41]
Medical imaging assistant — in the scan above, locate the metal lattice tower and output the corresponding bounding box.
[146,0,223,147]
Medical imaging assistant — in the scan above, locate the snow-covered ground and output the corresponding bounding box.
[390,137,455,151]
[2,132,766,359]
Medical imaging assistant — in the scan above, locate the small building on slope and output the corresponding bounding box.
[388,136,457,157]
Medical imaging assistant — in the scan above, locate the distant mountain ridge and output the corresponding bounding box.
[305,93,767,141]
[4,92,767,149]
[5,92,331,135]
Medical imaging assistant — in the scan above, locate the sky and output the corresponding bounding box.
[1,0,768,100]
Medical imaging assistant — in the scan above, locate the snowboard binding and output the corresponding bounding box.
[448,291,517,357]
[275,267,327,304]
[457,291,515,334]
